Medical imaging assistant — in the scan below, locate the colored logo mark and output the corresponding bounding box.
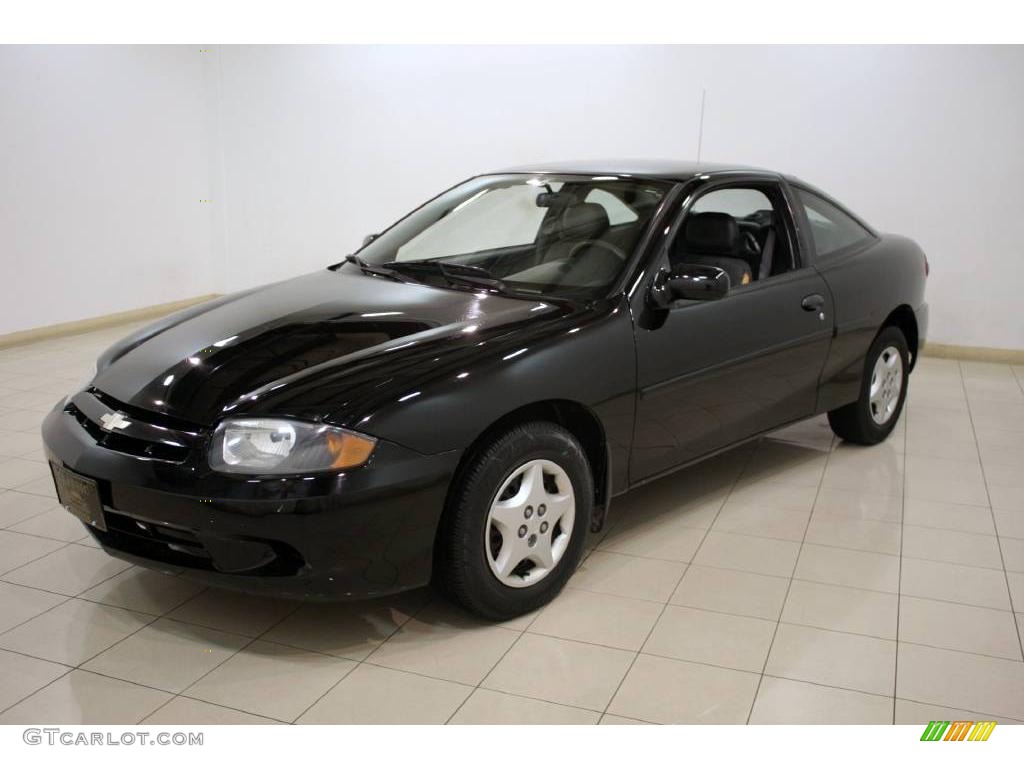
[920,720,996,741]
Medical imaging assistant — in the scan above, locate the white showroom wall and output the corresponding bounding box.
[696,46,1024,351]
[0,45,225,337]
[214,45,702,289]
[2,45,1023,349]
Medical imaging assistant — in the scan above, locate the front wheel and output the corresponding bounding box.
[436,421,592,620]
[828,326,909,445]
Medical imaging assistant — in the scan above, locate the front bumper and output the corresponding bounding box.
[41,395,460,599]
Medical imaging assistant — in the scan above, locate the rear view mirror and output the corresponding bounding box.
[536,191,569,208]
[362,233,379,247]
[649,264,730,308]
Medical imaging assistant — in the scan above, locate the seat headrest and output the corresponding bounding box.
[558,202,610,242]
[683,212,740,256]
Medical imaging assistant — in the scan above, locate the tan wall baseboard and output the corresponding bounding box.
[0,294,222,351]
[922,342,1024,365]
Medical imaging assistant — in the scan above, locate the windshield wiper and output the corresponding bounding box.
[328,255,414,283]
[382,260,508,292]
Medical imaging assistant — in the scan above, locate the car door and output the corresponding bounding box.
[628,176,833,483]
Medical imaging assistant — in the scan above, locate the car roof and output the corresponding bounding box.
[491,159,780,182]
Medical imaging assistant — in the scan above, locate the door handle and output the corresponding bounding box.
[801,294,825,312]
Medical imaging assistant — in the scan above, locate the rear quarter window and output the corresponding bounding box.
[796,188,873,258]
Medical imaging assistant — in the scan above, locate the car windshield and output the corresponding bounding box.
[354,174,672,300]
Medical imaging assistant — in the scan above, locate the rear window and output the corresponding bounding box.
[796,188,873,257]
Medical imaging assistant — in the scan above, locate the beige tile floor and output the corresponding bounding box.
[1,322,1023,724]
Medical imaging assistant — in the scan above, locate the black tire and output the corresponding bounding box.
[436,421,592,620]
[828,326,909,445]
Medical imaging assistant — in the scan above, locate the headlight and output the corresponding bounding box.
[210,418,376,474]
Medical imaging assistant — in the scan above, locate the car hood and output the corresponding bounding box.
[92,269,556,426]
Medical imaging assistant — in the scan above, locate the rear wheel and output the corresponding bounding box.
[828,326,909,445]
[437,422,591,620]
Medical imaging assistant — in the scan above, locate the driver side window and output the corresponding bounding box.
[670,185,795,288]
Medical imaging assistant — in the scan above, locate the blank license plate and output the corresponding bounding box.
[50,462,106,532]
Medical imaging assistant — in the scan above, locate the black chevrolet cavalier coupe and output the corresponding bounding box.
[43,161,928,619]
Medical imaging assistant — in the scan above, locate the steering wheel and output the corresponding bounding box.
[566,239,629,263]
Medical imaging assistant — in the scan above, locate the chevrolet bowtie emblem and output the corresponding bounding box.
[99,411,131,431]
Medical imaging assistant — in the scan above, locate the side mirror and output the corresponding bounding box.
[362,233,379,247]
[649,264,730,309]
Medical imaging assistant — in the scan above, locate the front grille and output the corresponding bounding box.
[90,388,204,434]
[67,403,191,462]
[65,389,202,463]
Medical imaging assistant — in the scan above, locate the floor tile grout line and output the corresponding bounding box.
[0,606,164,718]
[286,649,619,722]
[895,694,1021,725]
[1012,365,1024,395]
[8,548,271,626]
[439,565,567,726]
[894,378,909,723]
[1,484,57,499]
[1,522,93,544]
[598,442,758,721]
[0,657,295,725]
[6,573,287,722]
[139,691,293,726]
[160,596,312,724]
[600,528,1012,573]
[478,661,898,722]
[0,593,75,637]
[890,637,1024,664]
[76,568,212,619]
[0,540,72,579]
[65,608,165,670]
[140,634,263,723]
[0,554,157,643]
[0,572,145,604]
[0,667,76,720]
[0,558,137,603]
[442,624,528,725]
[1,512,80,537]
[131,589,317,725]
[958,360,1024,663]
[745,432,833,724]
[522,617,1024,664]
[133,685,205,726]
[452,686,610,723]
[761,671,896,699]
[554,577,1019,615]
[475,684,624,721]
[288,591,439,724]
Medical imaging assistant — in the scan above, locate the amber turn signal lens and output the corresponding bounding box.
[326,431,376,469]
